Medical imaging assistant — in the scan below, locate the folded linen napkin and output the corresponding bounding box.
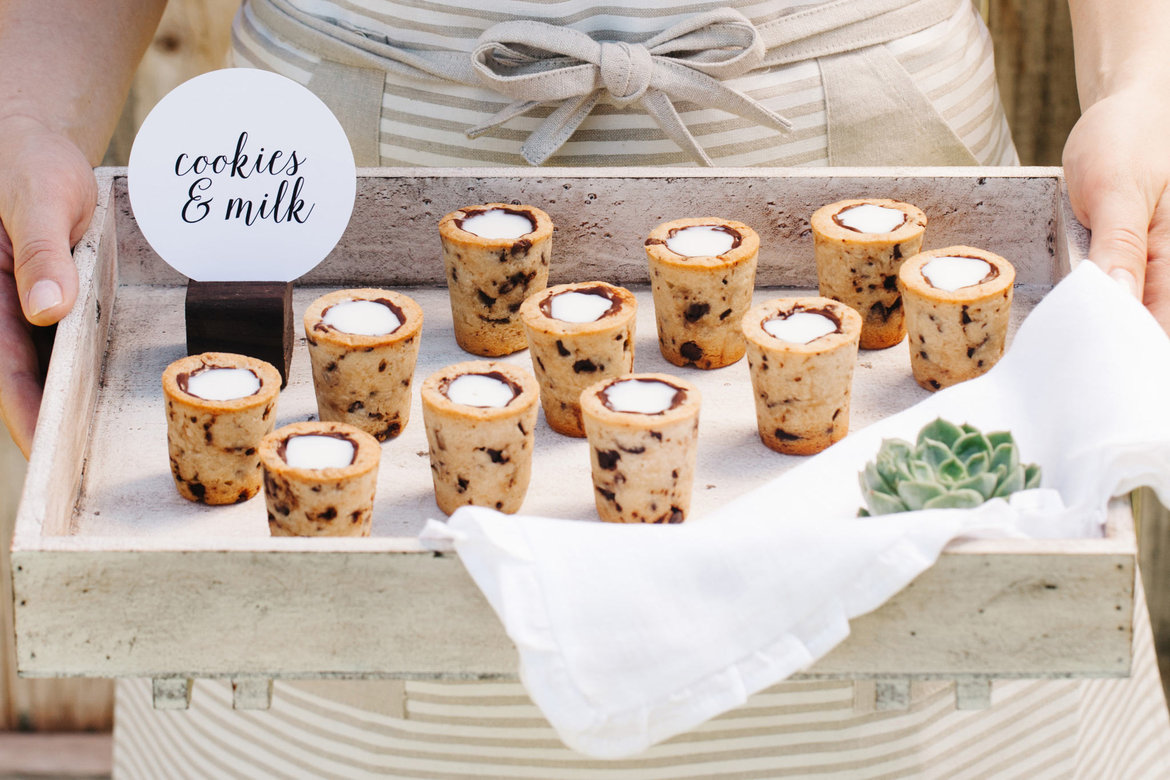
[421,261,1170,758]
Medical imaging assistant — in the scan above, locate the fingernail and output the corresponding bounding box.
[27,279,63,317]
[1110,268,1140,299]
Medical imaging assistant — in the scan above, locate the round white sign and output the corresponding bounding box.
[128,69,356,282]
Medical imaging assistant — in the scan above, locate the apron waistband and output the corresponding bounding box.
[247,0,976,167]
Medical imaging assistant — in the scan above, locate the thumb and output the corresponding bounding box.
[1083,192,1152,301]
[4,184,89,327]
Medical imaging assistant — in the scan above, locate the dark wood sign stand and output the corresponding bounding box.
[185,280,294,386]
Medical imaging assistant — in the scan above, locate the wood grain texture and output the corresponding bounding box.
[987,0,1081,166]
[185,281,295,385]
[10,169,1136,688]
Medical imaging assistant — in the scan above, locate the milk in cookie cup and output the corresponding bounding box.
[579,373,701,523]
[304,288,423,441]
[742,297,862,455]
[898,245,1015,391]
[811,198,927,349]
[519,281,637,437]
[438,203,553,356]
[162,352,281,505]
[259,421,380,537]
[420,361,540,514]
[644,217,759,369]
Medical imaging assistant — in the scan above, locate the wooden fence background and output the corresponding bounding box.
[7,0,1165,734]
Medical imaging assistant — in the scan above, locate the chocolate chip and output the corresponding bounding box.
[719,308,732,320]
[596,450,620,470]
[679,341,702,361]
[893,244,903,260]
[275,503,291,516]
[774,429,801,441]
[325,361,337,372]
[317,507,337,521]
[477,289,496,307]
[684,302,710,323]
[961,306,972,325]
[884,275,898,291]
[573,359,598,373]
[377,421,401,441]
[928,379,941,389]
[378,360,388,372]
[480,447,509,464]
[457,476,469,492]
[668,507,685,524]
[651,431,663,441]
[596,486,617,503]
[236,490,249,503]
[556,340,570,357]
[348,400,365,413]
[967,346,976,358]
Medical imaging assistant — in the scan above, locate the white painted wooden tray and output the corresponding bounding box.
[11,168,1133,712]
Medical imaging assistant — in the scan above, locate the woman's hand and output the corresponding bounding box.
[1063,83,1170,331]
[0,114,97,456]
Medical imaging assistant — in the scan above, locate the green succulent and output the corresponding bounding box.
[858,418,1042,516]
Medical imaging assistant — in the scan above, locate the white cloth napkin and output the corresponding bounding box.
[421,262,1170,758]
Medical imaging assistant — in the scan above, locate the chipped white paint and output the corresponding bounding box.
[151,678,192,710]
[14,169,1126,693]
[231,678,274,710]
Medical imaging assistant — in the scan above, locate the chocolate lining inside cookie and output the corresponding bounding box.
[276,431,357,468]
[176,364,262,400]
[921,255,999,290]
[539,285,622,321]
[832,203,908,234]
[455,206,535,238]
[661,224,742,256]
[598,378,686,415]
[439,370,522,407]
[315,297,406,335]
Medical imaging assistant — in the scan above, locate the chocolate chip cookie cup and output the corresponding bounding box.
[519,281,637,437]
[579,373,701,524]
[742,297,862,455]
[644,217,759,369]
[899,246,1016,391]
[420,361,540,515]
[811,198,927,349]
[304,288,423,441]
[438,203,554,357]
[259,421,380,537]
[162,352,281,505]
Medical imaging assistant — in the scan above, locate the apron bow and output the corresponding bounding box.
[467,9,793,166]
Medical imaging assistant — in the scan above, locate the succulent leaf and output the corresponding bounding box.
[938,457,966,483]
[990,442,1018,474]
[953,472,998,497]
[896,481,947,511]
[917,418,965,449]
[858,419,1042,517]
[965,451,990,476]
[866,490,908,515]
[923,489,987,510]
[1024,463,1042,489]
[921,440,952,470]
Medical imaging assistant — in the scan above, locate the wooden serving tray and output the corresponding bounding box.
[11,168,1133,711]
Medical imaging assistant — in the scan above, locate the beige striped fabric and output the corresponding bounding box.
[229,0,1018,168]
[112,583,1170,778]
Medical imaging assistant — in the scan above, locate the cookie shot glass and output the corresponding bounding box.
[304,289,423,441]
[520,281,637,437]
[812,199,927,349]
[580,373,701,524]
[644,217,759,369]
[162,352,281,504]
[259,421,381,537]
[438,203,554,356]
[421,361,540,514]
[742,297,862,455]
[898,246,1015,391]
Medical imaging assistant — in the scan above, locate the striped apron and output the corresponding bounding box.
[108,0,1164,776]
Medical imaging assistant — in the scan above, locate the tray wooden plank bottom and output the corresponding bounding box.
[70,285,1046,542]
